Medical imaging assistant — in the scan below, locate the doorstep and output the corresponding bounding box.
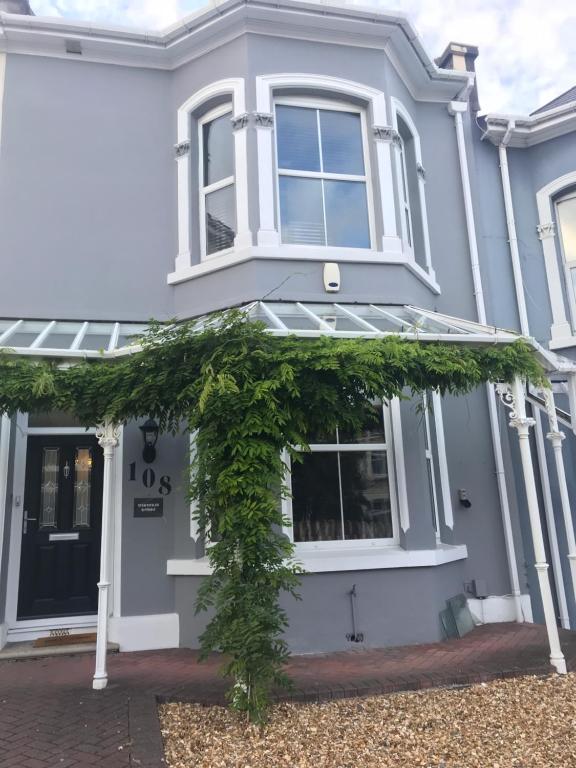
[0,640,119,661]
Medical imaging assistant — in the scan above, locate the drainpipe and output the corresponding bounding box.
[448,101,524,622]
[498,120,572,627]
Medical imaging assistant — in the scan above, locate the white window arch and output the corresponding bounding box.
[390,98,434,280]
[255,74,400,256]
[536,170,576,348]
[174,78,250,275]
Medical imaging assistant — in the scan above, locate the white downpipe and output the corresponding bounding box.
[533,409,570,628]
[449,101,523,622]
[498,138,530,335]
[509,378,566,673]
[93,421,120,691]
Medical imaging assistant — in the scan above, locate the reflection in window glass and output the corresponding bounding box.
[203,113,234,186]
[40,448,59,529]
[319,110,364,175]
[276,106,320,172]
[279,177,325,245]
[275,103,370,249]
[206,185,236,255]
[324,180,370,248]
[558,195,576,262]
[291,404,393,543]
[73,448,92,528]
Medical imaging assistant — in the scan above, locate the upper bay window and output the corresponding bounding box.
[199,105,236,257]
[275,100,372,249]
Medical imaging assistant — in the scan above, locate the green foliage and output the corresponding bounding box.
[0,313,546,722]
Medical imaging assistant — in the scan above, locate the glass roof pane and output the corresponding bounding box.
[264,303,318,330]
[302,304,366,332]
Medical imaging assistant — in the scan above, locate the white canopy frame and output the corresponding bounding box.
[1,303,575,685]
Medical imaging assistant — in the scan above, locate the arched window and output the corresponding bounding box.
[392,100,433,279]
[199,105,236,257]
[274,98,373,249]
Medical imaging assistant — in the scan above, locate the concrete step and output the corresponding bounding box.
[0,640,119,661]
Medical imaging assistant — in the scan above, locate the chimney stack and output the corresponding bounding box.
[436,42,480,112]
[0,0,35,14]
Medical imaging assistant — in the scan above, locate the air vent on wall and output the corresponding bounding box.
[65,40,83,55]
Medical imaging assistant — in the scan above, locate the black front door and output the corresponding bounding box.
[17,436,104,620]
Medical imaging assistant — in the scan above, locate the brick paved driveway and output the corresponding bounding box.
[1,623,575,768]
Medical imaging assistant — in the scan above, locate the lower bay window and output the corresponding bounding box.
[286,402,397,547]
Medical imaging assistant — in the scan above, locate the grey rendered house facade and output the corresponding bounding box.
[0,0,573,683]
[475,86,576,630]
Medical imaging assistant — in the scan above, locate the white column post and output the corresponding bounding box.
[231,113,252,251]
[0,414,12,623]
[542,387,576,606]
[255,112,280,247]
[93,420,120,691]
[497,379,567,673]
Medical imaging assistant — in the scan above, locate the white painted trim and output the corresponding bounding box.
[108,613,179,652]
[390,397,409,532]
[167,244,440,294]
[27,427,97,435]
[0,622,7,650]
[0,415,11,605]
[112,426,123,619]
[483,104,576,148]
[5,413,28,628]
[167,543,468,576]
[0,53,6,161]
[536,170,576,344]
[7,615,97,643]
[391,98,435,281]
[431,391,454,529]
[175,78,248,273]
[468,594,533,625]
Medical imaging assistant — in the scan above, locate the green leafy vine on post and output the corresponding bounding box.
[0,312,546,722]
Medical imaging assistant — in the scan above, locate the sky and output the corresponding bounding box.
[28,0,576,115]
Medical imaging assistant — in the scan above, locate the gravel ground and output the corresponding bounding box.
[159,673,576,768]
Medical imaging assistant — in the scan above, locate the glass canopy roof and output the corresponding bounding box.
[0,304,525,361]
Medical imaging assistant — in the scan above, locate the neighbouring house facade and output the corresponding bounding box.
[0,0,575,687]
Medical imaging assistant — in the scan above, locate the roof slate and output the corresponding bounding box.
[531,86,576,115]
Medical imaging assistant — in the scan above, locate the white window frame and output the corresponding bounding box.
[390,98,434,281]
[282,401,399,551]
[273,96,376,250]
[555,189,576,333]
[422,392,440,539]
[198,104,236,261]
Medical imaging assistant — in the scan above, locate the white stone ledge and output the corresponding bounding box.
[167,245,441,295]
[167,544,467,576]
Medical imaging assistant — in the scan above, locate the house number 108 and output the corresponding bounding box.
[128,463,172,495]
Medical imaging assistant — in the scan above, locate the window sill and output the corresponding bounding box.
[166,543,467,576]
[167,245,441,295]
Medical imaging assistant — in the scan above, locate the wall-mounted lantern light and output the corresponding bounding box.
[139,418,159,464]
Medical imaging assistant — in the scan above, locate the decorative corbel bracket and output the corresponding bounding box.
[373,125,401,146]
[174,140,191,159]
[231,113,250,130]
[495,382,534,431]
[253,112,274,128]
[537,222,556,240]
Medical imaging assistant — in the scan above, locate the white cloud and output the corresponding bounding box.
[29,0,576,114]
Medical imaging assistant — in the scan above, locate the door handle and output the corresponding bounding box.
[23,512,38,535]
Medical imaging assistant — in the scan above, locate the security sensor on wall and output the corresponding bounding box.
[458,489,472,508]
[324,262,340,293]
